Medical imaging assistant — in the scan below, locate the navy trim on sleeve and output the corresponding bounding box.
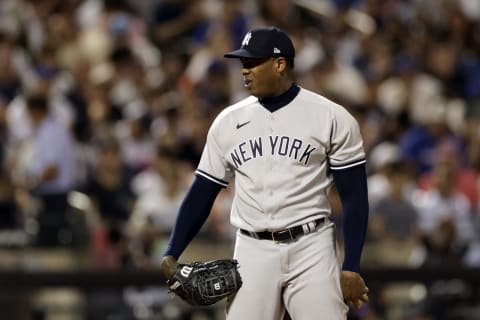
[332,162,369,273]
[164,175,222,259]
[195,169,229,187]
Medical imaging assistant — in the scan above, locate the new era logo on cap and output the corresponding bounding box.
[224,26,295,59]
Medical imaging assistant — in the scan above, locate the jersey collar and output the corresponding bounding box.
[258,84,300,113]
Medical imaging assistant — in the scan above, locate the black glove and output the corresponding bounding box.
[167,259,243,306]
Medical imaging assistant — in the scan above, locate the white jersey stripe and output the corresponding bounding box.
[329,159,366,171]
[195,170,229,187]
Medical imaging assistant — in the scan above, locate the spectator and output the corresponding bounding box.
[83,138,135,226]
[23,91,76,246]
[257,0,304,31]
[418,140,479,212]
[150,0,209,50]
[399,115,461,175]
[0,95,7,164]
[412,156,475,267]
[0,33,21,103]
[0,169,22,230]
[81,137,136,268]
[128,146,191,267]
[366,161,420,267]
[376,54,443,125]
[367,141,403,206]
[308,49,368,108]
[116,112,156,174]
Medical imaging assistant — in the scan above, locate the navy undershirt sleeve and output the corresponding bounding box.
[331,163,369,273]
[164,175,223,259]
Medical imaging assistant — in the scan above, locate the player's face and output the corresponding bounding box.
[240,57,286,98]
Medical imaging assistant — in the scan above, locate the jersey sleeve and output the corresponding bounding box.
[328,108,366,170]
[195,117,234,187]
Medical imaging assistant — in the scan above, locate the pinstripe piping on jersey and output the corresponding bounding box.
[195,169,229,187]
[329,158,366,170]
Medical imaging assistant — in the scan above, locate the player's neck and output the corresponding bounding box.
[273,80,295,98]
[258,83,300,113]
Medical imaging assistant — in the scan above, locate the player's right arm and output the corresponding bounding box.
[160,175,223,278]
[160,255,178,279]
[161,112,232,279]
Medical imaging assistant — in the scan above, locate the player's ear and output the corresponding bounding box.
[274,57,287,75]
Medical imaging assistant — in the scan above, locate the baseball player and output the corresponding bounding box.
[160,26,369,319]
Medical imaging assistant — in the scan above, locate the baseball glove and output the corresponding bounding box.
[167,259,242,306]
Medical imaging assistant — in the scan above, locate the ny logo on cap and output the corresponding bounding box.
[274,47,281,54]
[242,32,252,46]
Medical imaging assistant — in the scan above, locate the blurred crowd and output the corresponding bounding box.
[0,0,480,318]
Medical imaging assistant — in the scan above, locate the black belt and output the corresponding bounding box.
[240,218,326,243]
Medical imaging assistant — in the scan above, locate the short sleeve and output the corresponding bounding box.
[328,108,366,170]
[195,120,233,187]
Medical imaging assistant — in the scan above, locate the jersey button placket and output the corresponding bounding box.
[268,114,275,196]
[265,114,276,218]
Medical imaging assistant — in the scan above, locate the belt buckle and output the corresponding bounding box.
[271,228,294,243]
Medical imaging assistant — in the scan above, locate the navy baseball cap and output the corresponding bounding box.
[224,26,295,59]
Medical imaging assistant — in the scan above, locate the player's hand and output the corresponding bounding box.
[160,255,178,279]
[340,270,369,309]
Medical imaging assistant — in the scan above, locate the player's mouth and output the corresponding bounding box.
[243,79,252,89]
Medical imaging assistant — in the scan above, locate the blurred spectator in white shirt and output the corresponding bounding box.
[412,156,475,267]
[418,139,479,212]
[115,111,156,174]
[128,146,191,267]
[23,91,76,246]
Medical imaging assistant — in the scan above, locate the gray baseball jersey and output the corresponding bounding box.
[196,87,366,232]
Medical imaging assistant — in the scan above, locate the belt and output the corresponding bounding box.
[240,218,326,243]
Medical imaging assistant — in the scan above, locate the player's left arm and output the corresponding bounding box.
[328,106,369,308]
[332,164,369,309]
[332,164,368,273]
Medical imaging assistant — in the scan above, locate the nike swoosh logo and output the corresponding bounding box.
[236,121,251,129]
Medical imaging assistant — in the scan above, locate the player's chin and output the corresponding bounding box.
[246,85,261,97]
